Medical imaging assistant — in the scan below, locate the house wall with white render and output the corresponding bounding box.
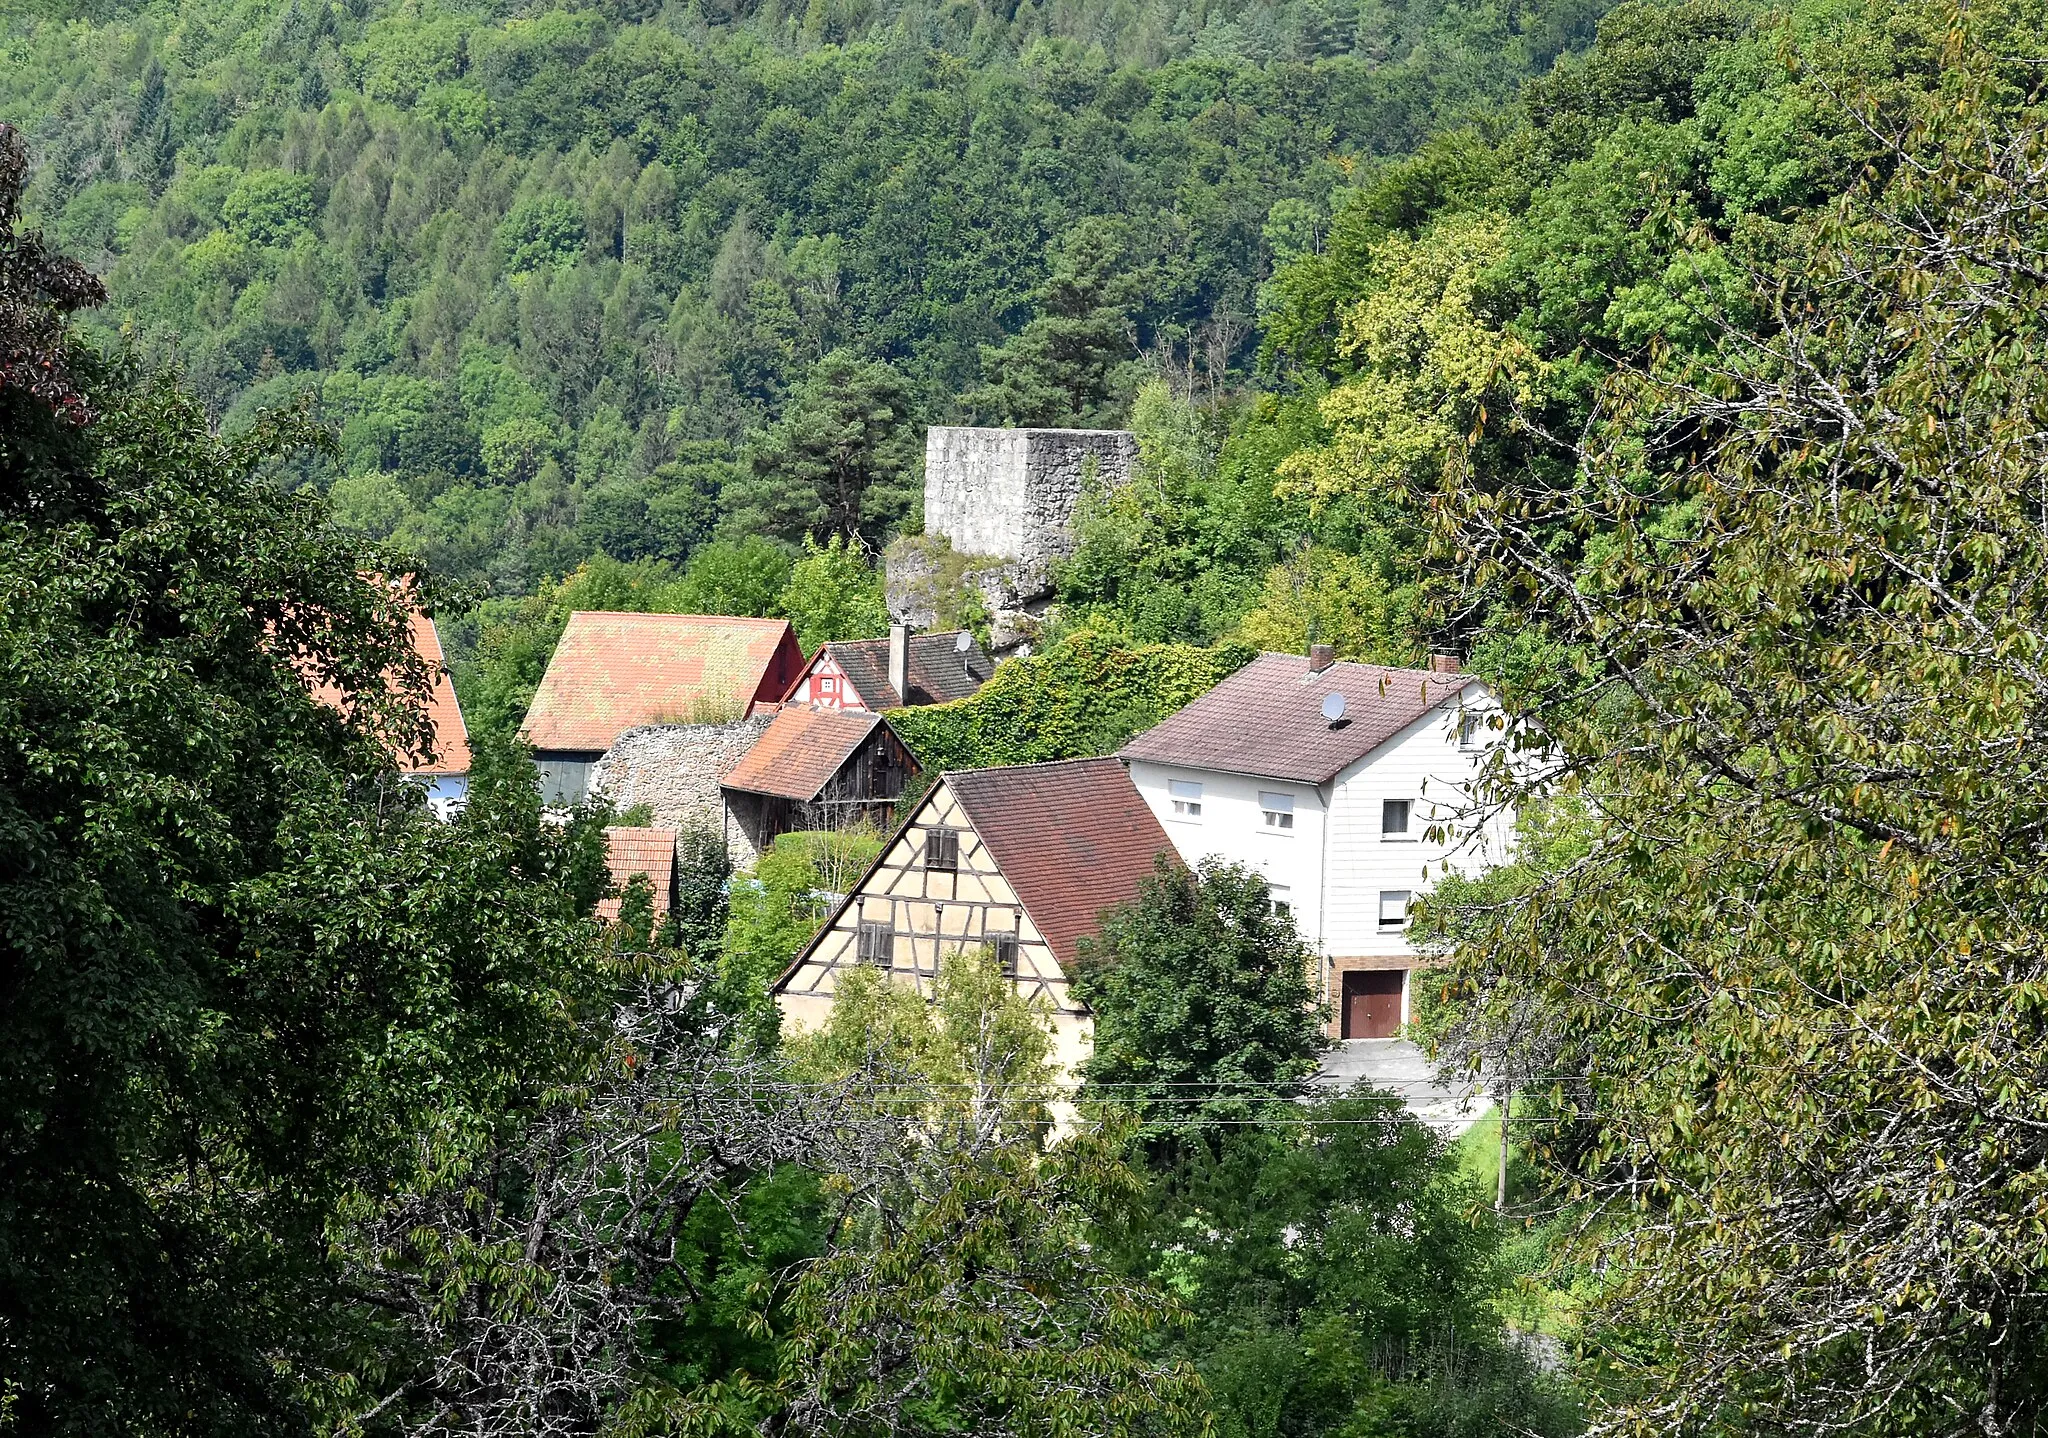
[1126,683,1508,1036]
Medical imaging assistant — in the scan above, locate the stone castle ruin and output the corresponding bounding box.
[893,426,1137,649]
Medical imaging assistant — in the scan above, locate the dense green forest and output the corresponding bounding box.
[10,0,2048,1432]
[5,0,1602,596]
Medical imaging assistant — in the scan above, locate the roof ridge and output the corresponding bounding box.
[942,754,1119,780]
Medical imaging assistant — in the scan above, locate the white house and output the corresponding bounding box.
[1117,648,1508,1039]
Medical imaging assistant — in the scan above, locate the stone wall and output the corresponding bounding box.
[590,717,773,868]
[913,426,1137,648]
[923,426,1135,585]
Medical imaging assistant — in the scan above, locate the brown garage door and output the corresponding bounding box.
[1341,969,1405,1039]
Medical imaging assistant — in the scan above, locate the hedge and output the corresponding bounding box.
[886,630,1256,773]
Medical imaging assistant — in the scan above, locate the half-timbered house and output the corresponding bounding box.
[720,705,919,855]
[772,757,1175,1079]
[781,624,993,712]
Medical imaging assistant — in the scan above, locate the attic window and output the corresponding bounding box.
[1458,712,1482,749]
[1169,779,1203,819]
[1382,799,1412,838]
[1259,791,1295,831]
[857,921,896,967]
[991,933,1019,978]
[925,827,960,872]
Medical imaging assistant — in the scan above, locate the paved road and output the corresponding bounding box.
[1313,1038,1488,1135]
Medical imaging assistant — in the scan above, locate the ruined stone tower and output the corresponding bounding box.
[922,426,1138,592]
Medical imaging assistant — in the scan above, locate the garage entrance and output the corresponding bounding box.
[1340,969,1405,1039]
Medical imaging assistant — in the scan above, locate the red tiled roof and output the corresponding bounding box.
[307,606,470,776]
[722,706,882,802]
[598,826,675,922]
[406,613,471,777]
[797,631,994,709]
[523,613,804,752]
[947,757,1177,973]
[1117,652,1477,784]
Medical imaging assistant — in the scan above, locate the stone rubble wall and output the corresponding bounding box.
[590,717,773,869]
[923,426,1136,584]
[913,426,1137,649]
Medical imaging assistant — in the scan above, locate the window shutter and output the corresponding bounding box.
[857,921,895,966]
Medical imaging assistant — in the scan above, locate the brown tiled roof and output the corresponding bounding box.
[1117,652,1477,785]
[523,613,804,752]
[722,706,881,802]
[406,613,471,776]
[804,631,994,709]
[947,757,1176,973]
[598,826,675,922]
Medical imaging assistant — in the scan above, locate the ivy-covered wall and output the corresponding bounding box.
[887,631,1255,773]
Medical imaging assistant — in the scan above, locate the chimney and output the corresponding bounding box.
[1308,644,1335,674]
[889,623,911,703]
[1430,652,1461,674]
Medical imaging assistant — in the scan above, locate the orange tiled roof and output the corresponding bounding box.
[522,613,804,753]
[721,705,882,802]
[405,613,471,776]
[598,826,676,922]
[307,607,471,776]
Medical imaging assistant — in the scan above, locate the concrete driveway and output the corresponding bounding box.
[1313,1038,1488,1135]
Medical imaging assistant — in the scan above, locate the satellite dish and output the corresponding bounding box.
[1321,692,1347,722]
[955,630,973,653]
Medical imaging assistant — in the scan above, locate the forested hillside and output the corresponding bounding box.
[12,0,2048,1431]
[5,0,1603,593]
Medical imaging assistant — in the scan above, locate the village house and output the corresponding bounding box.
[773,757,1174,1079]
[521,612,805,806]
[720,704,920,856]
[781,623,993,712]
[309,605,472,820]
[1117,647,1507,1040]
[403,612,473,820]
[597,825,676,926]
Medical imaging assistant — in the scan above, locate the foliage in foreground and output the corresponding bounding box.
[1124,1090,1579,1438]
[0,122,616,1433]
[1078,858,1329,1140]
[1421,25,2048,1433]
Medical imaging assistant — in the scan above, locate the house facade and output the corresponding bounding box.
[773,757,1175,1080]
[720,705,919,855]
[1119,649,1508,1040]
[522,612,805,806]
[781,624,994,712]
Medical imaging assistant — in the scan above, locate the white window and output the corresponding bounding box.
[1458,712,1482,749]
[1259,791,1295,831]
[1169,779,1203,819]
[1269,884,1293,920]
[1378,890,1411,929]
[1382,799,1412,838]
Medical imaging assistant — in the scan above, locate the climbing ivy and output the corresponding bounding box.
[887,631,1254,773]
